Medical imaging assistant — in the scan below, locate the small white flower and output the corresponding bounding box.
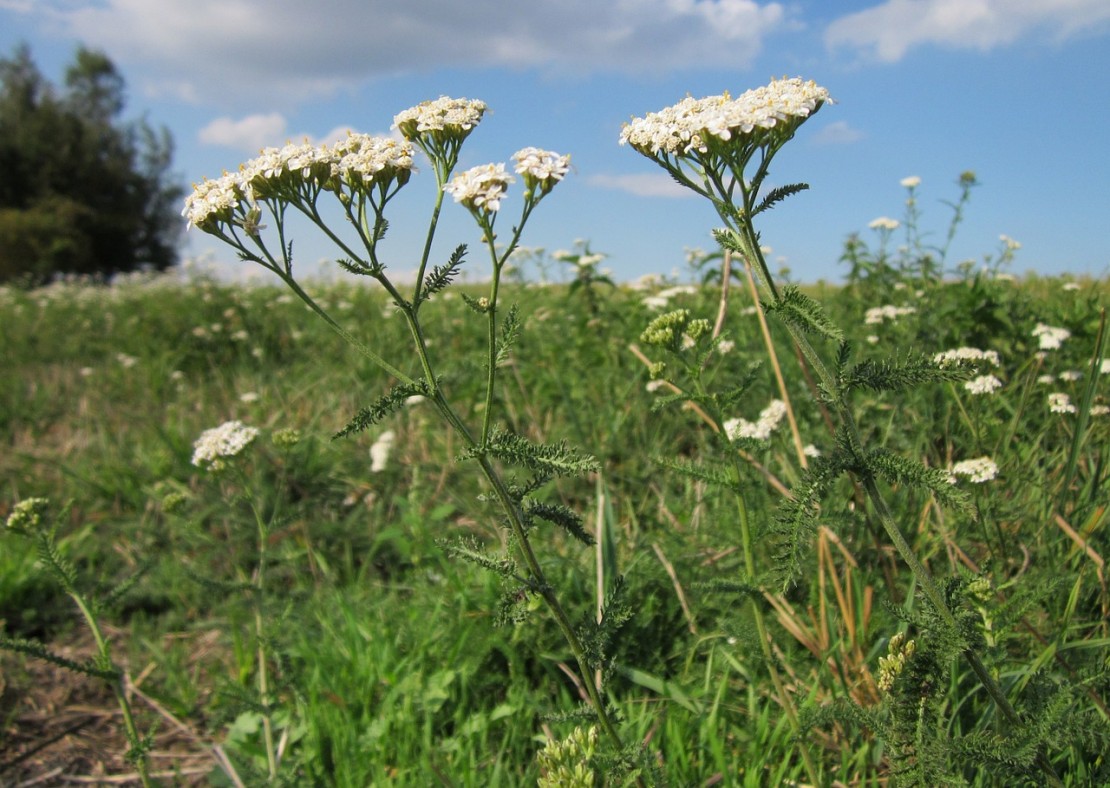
[1058,370,1082,382]
[717,339,735,355]
[965,375,1002,395]
[724,399,787,442]
[369,429,396,473]
[443,163,514,213]
[868,216,900,231]
[934,347,1001,368]
[192,420,259,467]
[393,96,487,138]
[1062,282,1080,292]
[1090,404,1110,416]
[950,456,998,484]
[646,379,666,393]
[900,175,921,189]
[1100,359,1110,375]
[865,305,916,325]
[1037,374,1056,385]
[239,391,260,403]
[116,353,138,369]
[1032,323,1070,350]
[803,444,821,458]
[1048,392,1076,414]
[511,147,570,191]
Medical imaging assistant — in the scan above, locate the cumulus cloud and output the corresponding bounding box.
[34,0,786,103]
[811,120,864,146]
[199,113,288,151]
[587,173,695,199]
[826,0,1110,62]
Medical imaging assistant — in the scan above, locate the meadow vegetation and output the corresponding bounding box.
[2,83,1109,786]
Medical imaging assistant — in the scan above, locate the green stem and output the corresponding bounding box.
[248,489,278,780]
[70,591,151,787]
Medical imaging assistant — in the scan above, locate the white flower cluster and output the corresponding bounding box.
[512,147,571,191]
[900,175,921,189]
[641,284,697,310]
[864,304,917,325]
[1032,322,1070,350]
[1048,392,1076,414]
[868,216,900,231]
[619,77,830,157]
[443,163,514,213]
[392,96,487,138]
[724,399,787,442]
[370,429,395,473]
[949,456,999,484]
[183,134,416,230]
[965,375,1003,395]
[191,420,259,467]
[934,347,1001,368]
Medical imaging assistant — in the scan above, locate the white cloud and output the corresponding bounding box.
[811,120,864,146]
[43,0,786,103]
[826,0,1110,62]
[199,113,288,151]
[587,173,695,199]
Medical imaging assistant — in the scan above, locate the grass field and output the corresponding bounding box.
[2,257,1108,785]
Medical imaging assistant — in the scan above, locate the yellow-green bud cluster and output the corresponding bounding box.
[536,726,599,788]
[877,631,916,693]
[5,497,51,534]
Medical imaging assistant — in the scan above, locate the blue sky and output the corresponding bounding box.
[3,0,1109,283]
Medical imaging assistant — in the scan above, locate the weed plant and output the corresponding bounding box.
[2,82,1108,785]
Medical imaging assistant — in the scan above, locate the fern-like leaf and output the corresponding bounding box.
[0,634,120,680]
[417,244,466,305]
[864,448,972,513]
[765,286,844,342]
[334,380,430,439]
[522,499,595,546]
[752,182,810,216]
[464,428,600,477]
[651,455,734,489]
[495,304,521,367]
[842,353,972,393]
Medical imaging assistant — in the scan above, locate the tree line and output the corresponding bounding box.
[0,44,183,284]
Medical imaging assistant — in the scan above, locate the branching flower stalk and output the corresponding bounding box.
[623,77,1063,785]
[183,100,628,754]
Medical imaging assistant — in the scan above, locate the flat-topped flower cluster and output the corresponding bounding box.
[182,134,416,231]
[619,77,830,158]
[392,96,487,140]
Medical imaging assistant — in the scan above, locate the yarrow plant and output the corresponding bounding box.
[182,97,649,774]
[623,76,1066,784]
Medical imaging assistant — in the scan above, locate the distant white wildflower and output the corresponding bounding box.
[116,353,138,369]
[717,339,735,355]
[724,399,787,442]
[865,305,916,325]
[900,175,921,188]
[1091,404,1110,416]
[1058,370,1082,382]
[934,347,1001,368]
[950,456,999,484]
[1032,323,1070,350]
[1037,374,1055,385]
[999,234,1021,251]
[645,379,667,393]
[866,335,879,344]
[1101,359,1110,375]
[192,420,259,468]
[239,391,260,403]
[79,367,94,378]
[803,444,821,458]
[369,429,396,473]
[444,163,513,213]
[1062,282,1080,292]
[868,216,900,231]
[965,375,1002,395]
[1048,392,1076,414]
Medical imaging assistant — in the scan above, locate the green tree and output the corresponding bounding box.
[0,44,183,283]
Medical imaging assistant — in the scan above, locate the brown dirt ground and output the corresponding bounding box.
[1,625,236,786]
